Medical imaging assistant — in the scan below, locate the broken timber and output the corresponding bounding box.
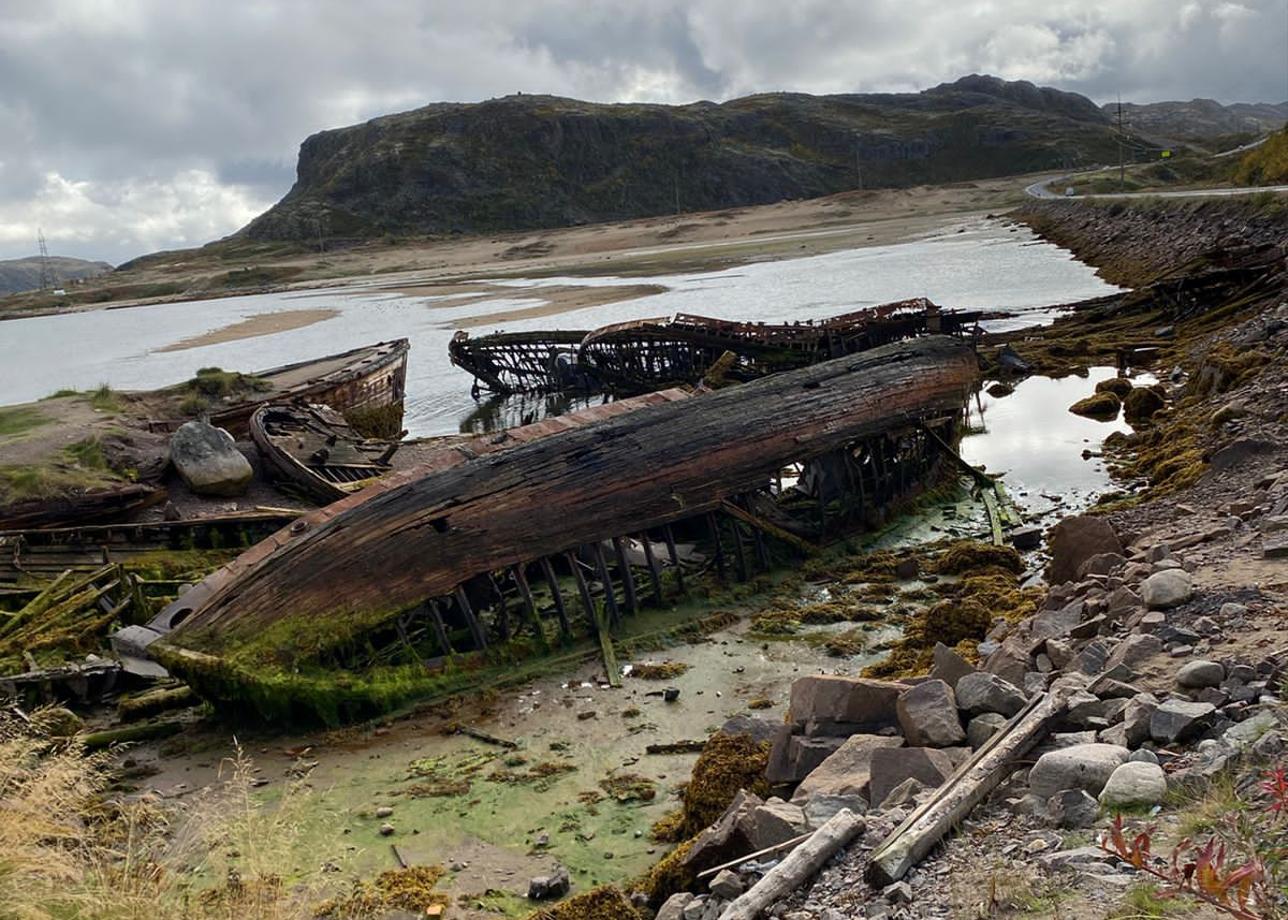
[140,337,977,721]
[451,299,987,396]
[865,681,1078,886]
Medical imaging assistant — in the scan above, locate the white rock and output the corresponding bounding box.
[1140,570,1193,610]
[1099,761,1167,808]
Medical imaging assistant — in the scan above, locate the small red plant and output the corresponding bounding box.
[1259,765,1288,817]
[1100,813,1271,919]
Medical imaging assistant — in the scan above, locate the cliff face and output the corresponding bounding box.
[241,75,1132,242]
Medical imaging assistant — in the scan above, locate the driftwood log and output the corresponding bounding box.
[865,680,1079,886]
[718,809,865,920]
[158,336,977,659]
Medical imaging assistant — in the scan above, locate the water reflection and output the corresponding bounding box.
[457,391,612,434]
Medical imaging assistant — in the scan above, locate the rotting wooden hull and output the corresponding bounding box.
[250,405,396,504]
[0,484,166,532]
[150,339,410,438]
[448,329,592,394]
[145,338,977,718]
[450,300,986,396]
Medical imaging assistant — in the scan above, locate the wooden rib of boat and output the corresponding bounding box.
[0,510,299,585]
[449,300,986,396]
[151,339,410,438]
[139,337,978,722]
[250,404,399,504]
[448,330,593,394]
[0,484,166,533]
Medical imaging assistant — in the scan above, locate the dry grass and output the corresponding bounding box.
[0,710,420,920]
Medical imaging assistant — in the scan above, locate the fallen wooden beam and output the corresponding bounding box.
[718,500,819,555]
[865,681,1077,887]
[696,831,812,879]
[644,739,707,755]
[719,809,864,920]
[453,724,517,749]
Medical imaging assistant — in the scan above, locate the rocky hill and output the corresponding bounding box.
[1106,99,1288,144]
[241,74,1137,243]
[0,256,112,295]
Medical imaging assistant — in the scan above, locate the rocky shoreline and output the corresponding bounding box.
[570,198,1288,920]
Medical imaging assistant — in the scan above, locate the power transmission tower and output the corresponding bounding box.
[37,229,55,292]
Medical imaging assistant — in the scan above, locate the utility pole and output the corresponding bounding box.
[37,229,54,292]
[1116,93,1126,192]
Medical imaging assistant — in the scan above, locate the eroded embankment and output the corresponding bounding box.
[1014,195,1288,287]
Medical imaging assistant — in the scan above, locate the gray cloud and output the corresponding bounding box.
[1,0,1284,263]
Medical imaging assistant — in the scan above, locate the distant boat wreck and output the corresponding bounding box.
[124,336,980,724]
[448,299,988,395]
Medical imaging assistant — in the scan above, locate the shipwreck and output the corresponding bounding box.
[448,299,987,396]
[124,336,979,724]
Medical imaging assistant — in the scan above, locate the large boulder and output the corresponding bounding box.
[896,680,966,748]
[787,676,902,735]
[929,642,976,691]
[1028,743,1130,798]
[1123,387,1165,424]
[683,790,762,869]
[1141,570,1193,610]
[1177,660,1224,689]
[170,420,253,497]
[766,729,846,784]
[1047,516,1123,585]
[1150,700,1216,744]
[791,734,904,803]
[868,747,955,809]
[743,798,808,850]
[966,712,1008,749]
[1099,762,1167,809]
[956,672,1027,718]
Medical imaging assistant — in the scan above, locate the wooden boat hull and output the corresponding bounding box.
[153,338,977,677]
[448,330,593,394]
[151,339,410,438]
[250,405,395,504]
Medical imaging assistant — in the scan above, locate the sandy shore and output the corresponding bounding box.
[155,308,340,352]
[1,175,1038,319]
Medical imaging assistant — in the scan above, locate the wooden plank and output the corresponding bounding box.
[591,543,621,626]
[538,556,572,638]
[663,525,685,592]
[718,499,819,555]
[510,564,548,651]
[454,586,487,651]
[639,534,664,606]
[157,338,979,656]
[611,536,638,614]
[865,684,1074,886]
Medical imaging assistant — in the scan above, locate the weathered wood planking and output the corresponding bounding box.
[161,336,977,654]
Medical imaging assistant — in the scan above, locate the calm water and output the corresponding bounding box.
[0,217,1118,437]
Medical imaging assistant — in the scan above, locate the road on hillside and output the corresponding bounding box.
[1025,174,1288,200]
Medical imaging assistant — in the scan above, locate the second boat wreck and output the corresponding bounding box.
[124,336,980,723]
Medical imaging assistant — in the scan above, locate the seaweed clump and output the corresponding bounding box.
[673,732,770,840]
[599,772,658,803]
[1069,391,1121,419]
[630,661,690,680]
[315,865,448,917]
[867,541,1034,678]
[528,885,643,920]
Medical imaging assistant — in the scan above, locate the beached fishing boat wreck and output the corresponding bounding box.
[448,299,987,396]
[149,338,410,438]
[250,404,400,503]
[124,336,979,724]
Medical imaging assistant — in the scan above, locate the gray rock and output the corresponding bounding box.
[170,420,253,497]
[1107,634,1163,670]
[1107,586,1143,616]
[1038,846,1121,871]
[1223,711,1281,749]
[1009,525,1043,551]
[709,869,744,900]
[745,798,807,850]
[1141,570,1193,609]
[802,793,868,828]
[896,679,965,748]
[1128,748,1160,765]
[930,642,975,691]
[1120,693,1159,747]
[883,881,913,904]
[1047,788,1100,829]
[1177,660,1225,689]
[1150,700,1217,744]
[787,676,902,735]
[766,729,846,784]
[1031,601,1086,641]
[657,894,695,920]
[1028,743,1130,798]
[791,734,904,803]
[1078,552,1126,579]
[1099,761,1167,808]
[868,747,954,808]
[682,896,707,920]
[1220,602,1249,618]
[1048,516,1123,585]
[955,671,1027,718]
[983,639,1030,687]
[880,777,928,809]
[684,790,762,869]
[527,866,571,900]
[966,712,1008,750]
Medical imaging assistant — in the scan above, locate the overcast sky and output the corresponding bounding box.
[2,0,1285,265]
